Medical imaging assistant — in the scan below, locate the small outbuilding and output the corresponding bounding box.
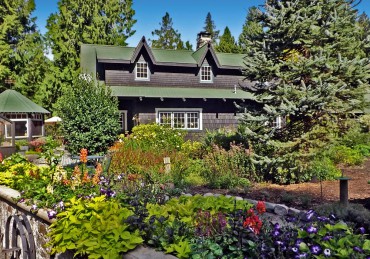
[0,90,50,142]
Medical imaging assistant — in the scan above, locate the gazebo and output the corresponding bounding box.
[0,90,50,142]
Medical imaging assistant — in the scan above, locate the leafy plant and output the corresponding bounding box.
[48,196,143,259]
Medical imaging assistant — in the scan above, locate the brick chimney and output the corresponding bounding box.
[196,31,212,49]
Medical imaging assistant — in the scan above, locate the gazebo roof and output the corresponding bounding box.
[0,90,49,114]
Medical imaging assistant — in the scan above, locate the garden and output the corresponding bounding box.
[0,119,370,258]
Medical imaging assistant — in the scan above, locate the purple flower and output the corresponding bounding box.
[274,223,281,230]
[31,204,37,211]
[100,187,107,195]
[322,235,333,241]
[329,214,336,221]
[18,198,25,203]
[353,246,364,253]
[275,240,285,247]
[272,229,280,237]
[47,210,57,220]
[306,225,318,234]
[295,253,307,259]
[323,248,331,257]
[291,247,299,253]
[358,227,365,234]
[58,201,65,210]
[286,216,297,222]
[310,244,322,255]
[317,216,329,222]
[305,210,316,221]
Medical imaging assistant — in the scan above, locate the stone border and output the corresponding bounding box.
[0,185,54,224]
[184,192,304,218]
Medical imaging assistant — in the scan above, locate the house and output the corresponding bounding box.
[80,33,253,134]
[0,90,50,141]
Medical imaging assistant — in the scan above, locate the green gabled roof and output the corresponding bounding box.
[152,48,195,64]
[217,52,246,67]
[109,85,253,100]
[81,38,246,73]
[96,45,135,61]
[0,90,50,114]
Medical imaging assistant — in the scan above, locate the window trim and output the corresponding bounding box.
[135,61,149,81]
[118,110,128,132]
[5,118,28,139]
[200,65,213,83]
[155,108,203,130]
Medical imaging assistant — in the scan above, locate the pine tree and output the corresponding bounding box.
[239,0,370,183]
[203,12,219,43]
[238,7,263,54]
[43,0,136,110]
[0,0,48,100]
[150,12,186,50]
[358,12,370,57]
[216,26,240,53]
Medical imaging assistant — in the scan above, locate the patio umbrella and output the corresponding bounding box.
[45,116,62,124]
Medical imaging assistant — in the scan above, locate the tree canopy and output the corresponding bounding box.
[41,0,136,110]
[238,7,263,54]
[239,0,370,183]
[150,12,192,50]
[216,26,240,53]
[203,12,219,43]
[0,0,48,100]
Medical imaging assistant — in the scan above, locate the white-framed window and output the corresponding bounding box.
[272,116,283,129]
[135,62,149,80]
[31,113,43,137]
[200,65,212,82]
[6,119,28,138]
[118,110,128,132]
[156,108,202,130]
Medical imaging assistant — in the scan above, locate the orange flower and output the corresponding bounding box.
[80,148,88,163]
[0,152,3,162]
[82,172,90,183]
[256,201,266,214]
[243,212,263,235]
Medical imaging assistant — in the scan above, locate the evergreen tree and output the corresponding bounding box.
[43,0,136,110]
[0,0,48,100]
[358,12,370,57]
[203,12,219,43]
[239,0,370,183]
[150,12,187,50]
[216,26,240,53]
[238,7,263,54]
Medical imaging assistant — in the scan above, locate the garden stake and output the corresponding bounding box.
[338,170,351,207]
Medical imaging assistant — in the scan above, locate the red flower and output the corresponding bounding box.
[256,201,266,214]
[0,152,3,162]
[243,209,263,235]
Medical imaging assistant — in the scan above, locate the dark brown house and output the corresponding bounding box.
[81,36,252,133]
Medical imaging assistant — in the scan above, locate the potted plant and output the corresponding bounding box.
[16,139,29,152]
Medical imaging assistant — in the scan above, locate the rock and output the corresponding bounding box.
[225,195,232,198]
[123,245,177,259]
[203,193,214,197]
[265,202,275,213]
[235,196,243,201]
[183,193,192,197]
[274,204,289,216]
[288,207,301,216]
[245,199,258,205]
[214,193,222,197]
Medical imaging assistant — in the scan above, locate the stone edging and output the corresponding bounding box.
[0,185,54,224]
[183,192,304,218]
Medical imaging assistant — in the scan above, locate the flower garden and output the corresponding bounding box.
[0,123,370,258]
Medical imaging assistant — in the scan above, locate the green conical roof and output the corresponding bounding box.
[0,90,49,114]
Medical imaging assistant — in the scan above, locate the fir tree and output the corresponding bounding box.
[239,0,370,183]
[238,7,263,54]
[150,12,186,50]
[0,0,48,100]
[43,0,136,110]
[358,12,370,57]
[203,12,219,43]
[216,26,240,53]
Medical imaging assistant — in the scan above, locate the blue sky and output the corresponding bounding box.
[34,0,370,48]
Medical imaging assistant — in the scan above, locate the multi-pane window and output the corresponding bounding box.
[200,65,212,82]
[157,109,202,130]
[135,62,149,80]
[272,116,283,129]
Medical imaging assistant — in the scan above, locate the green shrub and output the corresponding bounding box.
[307,157,341,180]
[55,76,120,155]
[326,145,364,165]
[354,144,370,157]
[48,196,143,258]
[204,127,247,151]
[201,144,256,189]
[123,123,186,151]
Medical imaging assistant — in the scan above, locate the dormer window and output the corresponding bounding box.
[200,65,212,82]
[135,62,149,80]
